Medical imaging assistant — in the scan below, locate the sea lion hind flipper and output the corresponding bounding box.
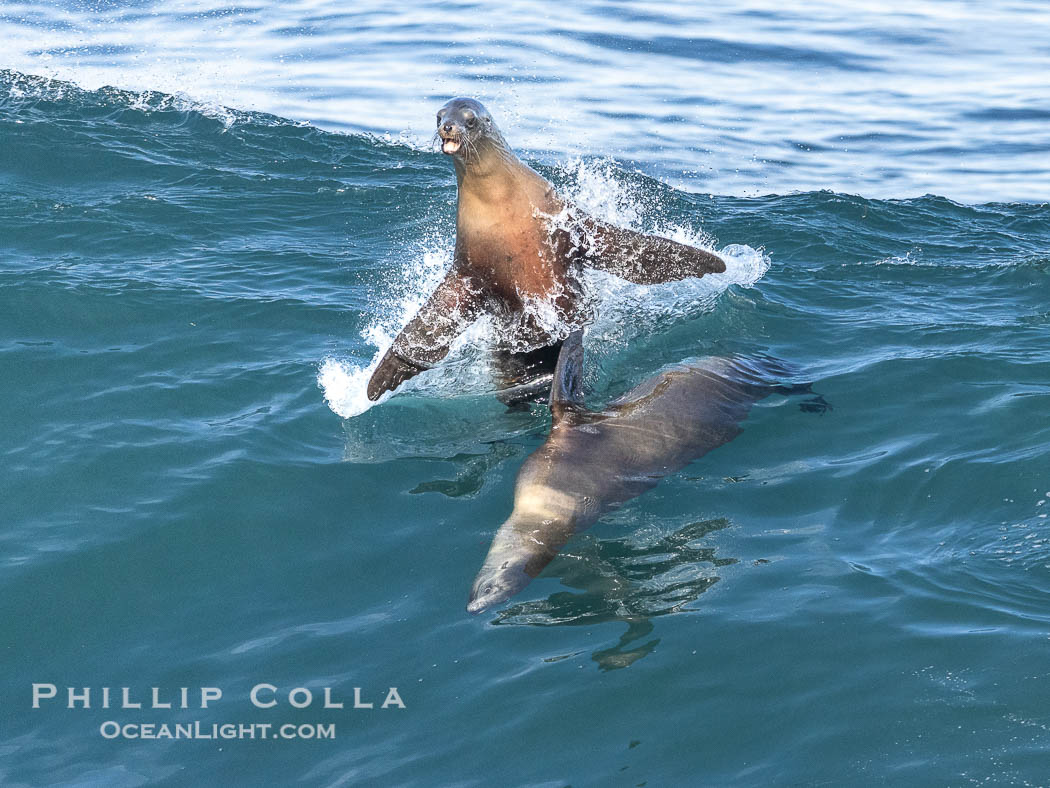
[550,330,586,422]
[580,217,726,284]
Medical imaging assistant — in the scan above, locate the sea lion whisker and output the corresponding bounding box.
[462,134,479,162]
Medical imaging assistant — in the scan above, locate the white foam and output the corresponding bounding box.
[317,356,384,421]
[561,158,768,351]
[561,157,647,229]
[581,242,768,360]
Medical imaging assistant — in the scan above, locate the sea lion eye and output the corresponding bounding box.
[436,113,442,125]
[465,115,477,128]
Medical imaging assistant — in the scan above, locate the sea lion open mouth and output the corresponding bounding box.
[441,138,461,154]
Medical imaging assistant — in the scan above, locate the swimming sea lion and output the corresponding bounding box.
[466,330,784,614]
[365,98,726,401]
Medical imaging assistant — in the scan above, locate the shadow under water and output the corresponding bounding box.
[409,442,522,498]
[488,518,736,670]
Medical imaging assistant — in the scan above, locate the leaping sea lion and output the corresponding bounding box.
[365,98,726,402]
[467,330,785,614]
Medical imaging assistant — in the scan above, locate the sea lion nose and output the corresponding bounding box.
[442,122,454,133]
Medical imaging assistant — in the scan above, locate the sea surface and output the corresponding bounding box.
[2,1,1050,786]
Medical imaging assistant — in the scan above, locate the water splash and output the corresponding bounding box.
[319,157,769,419]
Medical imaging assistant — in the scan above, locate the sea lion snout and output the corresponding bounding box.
[438,122,464,155]
[466,562,531,614]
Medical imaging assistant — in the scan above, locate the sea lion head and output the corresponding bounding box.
[466,558,531,615]
[435,97,505,161]
[466,504,573,614]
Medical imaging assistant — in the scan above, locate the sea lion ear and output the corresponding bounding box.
[550,330,585,423]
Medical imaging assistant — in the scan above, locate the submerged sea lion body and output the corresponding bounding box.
[467,331,783,613]
[366,98,727,401]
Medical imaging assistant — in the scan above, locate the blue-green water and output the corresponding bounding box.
[3,2,1050,785]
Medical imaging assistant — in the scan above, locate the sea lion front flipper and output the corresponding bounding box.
[550,329,585,422]
[492,341,564,409]
[367,348,429,402]
[579,216,726,284]
[366,271,482,401]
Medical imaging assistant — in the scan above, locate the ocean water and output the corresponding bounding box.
[2,1,1050,786]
